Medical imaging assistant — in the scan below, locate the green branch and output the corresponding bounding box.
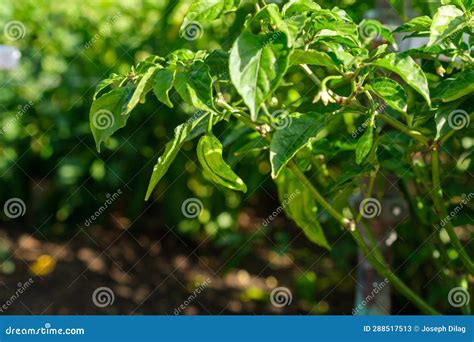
[289,162,354,230]
[299,64,321,86]
[431,147,474,274]
[378,113,429,146]
[351,228,440,315]
[288,162,440,314]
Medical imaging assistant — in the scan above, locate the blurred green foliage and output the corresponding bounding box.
[0,0,386,238]
[0,0,250,237]
[0,0,470,314]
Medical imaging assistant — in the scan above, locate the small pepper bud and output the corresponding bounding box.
[321,89,331,106]
[434,60,445,77]
[256,124,271,137]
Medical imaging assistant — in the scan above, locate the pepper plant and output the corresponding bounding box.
[90,0,474,314]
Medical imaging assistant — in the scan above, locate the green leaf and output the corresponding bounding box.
[373,53,431,106]
[355,124,374,165]
[432,69,474,102]
[289,49,338,69]
[284,13,310,43]
[126,65,161,115]
[322,42,360,69]
[153,68,175,108]
[135,55,164,73]
[314,28,359,48]
[326,164,371,194]
[205,50,230,79]
[402,45,446,59]
[359,19,395,46]
[270,112,324,179]
[282,0,320,17]
[433,102,468,140]
[233,137,269,157]
[93,73,123,100]
[167,49,197,63]
[276,169,330,250]
[145,113,208,200]
[312,10,359,47]
[428,5,465,46]
[464,0,474,10]
[197,134,247,192]
[174,61,215,112]
[184,114,220,143]
[312,7,354,22]
[250,4,295,47]
[229,31,291,121]
[251,4,284,27]
[368,77,407,113]
[90,85,133,152]
[441,0,467,9]
[184,0,240,23]
[368,44,389,61]
[394,16,432,33]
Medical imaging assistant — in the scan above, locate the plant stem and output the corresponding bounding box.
[440,129,456,145]
[358,220,385,262]
[216,97,261,130]
[289,162,440,314]
[355,168,378,224]
[207,113,214,133]
[261,103,271,117]
[355,168,386,262]
[289,162,354,230]
[431,147,474,274]
[299,64,321,86]
[378,113,429,146]
[351,228,440,315]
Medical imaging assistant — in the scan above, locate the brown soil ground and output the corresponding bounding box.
[0,204,359,315]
